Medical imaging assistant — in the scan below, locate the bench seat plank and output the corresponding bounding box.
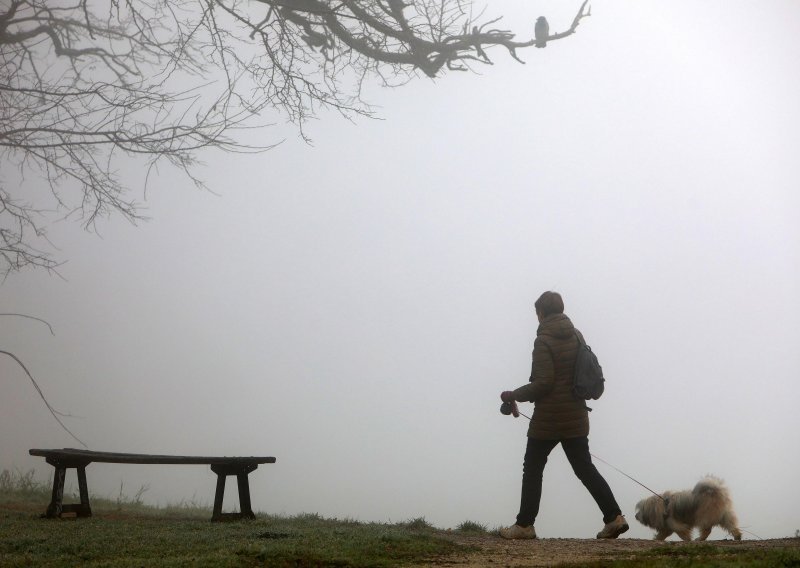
[30,448,275,466]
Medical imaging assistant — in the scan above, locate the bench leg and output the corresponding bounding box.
[237,473,255,520]
[210,464,258,521]
[75,466,92,518]
[43,459,93,519]
[212,472,226,521]
[45,465,66,518]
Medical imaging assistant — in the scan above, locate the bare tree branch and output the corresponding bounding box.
[1,0,591,275]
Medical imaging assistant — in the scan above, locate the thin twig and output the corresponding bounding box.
[0,313,55,335]
[0,350,87,448]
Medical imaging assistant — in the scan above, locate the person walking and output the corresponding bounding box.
[499,291,628,540]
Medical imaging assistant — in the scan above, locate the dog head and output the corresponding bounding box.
[635,494,666,529]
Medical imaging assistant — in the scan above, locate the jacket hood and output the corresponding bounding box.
[537,313,575,340]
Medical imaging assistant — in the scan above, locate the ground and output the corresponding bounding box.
[429,535,800,567]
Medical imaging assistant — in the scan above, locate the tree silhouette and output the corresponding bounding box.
[0,0,590,275]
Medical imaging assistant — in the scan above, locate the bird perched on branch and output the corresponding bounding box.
[535,16,549,48]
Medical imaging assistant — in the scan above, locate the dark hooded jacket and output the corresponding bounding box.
[512,313,590,439]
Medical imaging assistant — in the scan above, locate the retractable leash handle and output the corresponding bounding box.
[500,402,530,420]
[499,402,531,419]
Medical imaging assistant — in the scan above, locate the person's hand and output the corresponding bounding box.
[500,391,519,417]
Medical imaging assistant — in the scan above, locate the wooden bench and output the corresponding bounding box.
[29,448,276,521]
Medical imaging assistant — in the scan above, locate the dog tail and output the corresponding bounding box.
[693,475,728,499]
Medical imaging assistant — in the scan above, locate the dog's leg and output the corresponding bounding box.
[720,513,743,540]
[723,524,742,541]
[675,527,693,541]
[667,518,693,542]
[655,529,672,540]
[697,527,712,541]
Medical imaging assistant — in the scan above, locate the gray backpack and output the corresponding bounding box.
[572,331,605,403]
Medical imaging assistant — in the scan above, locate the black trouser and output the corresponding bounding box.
[516,436,621,527]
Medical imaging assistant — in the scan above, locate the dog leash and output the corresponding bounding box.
[587,453,666,503]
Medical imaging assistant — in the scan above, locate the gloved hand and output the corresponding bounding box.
[500,391,515,403]
[500,391,519,417]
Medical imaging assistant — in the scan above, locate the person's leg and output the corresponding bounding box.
[560,437,621,523]
[515,437,559,527]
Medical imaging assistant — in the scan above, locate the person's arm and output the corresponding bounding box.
[511,337,555,403]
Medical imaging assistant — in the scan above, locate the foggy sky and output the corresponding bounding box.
[2,1,799,540]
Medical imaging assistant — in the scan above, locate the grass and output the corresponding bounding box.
[455,520,488,534]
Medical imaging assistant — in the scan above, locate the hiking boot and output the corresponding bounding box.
[596,515,629,539]
[499,524,537,539]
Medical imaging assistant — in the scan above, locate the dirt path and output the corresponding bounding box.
[428,535,800,567]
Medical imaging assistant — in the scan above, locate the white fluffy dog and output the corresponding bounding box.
[634,476,742,541]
